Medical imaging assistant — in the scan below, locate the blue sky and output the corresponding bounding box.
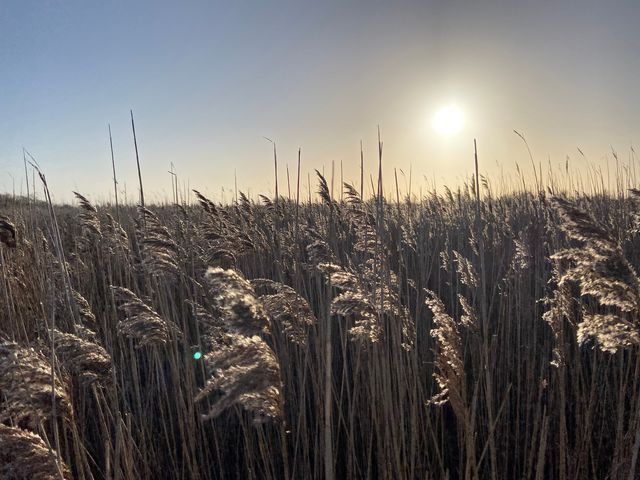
[2,1,640,202]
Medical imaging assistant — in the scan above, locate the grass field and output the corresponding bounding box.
[0,164,639,479]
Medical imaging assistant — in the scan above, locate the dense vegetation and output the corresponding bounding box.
[0,172,639,479]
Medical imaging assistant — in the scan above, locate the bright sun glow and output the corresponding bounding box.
[432,105,465,137]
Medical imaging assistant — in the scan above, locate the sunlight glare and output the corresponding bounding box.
[432,105,465,137]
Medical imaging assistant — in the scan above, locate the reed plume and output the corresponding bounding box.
[452,250,479,288]
[197,267,284,423]
[551,196,640,353]
[204,267,270,337]
[110,286,180,347]
[251,278,316,346]
[195,334,283,423]
[0,216,17,248]
[424,290,466,414]
[136,206,181,277]
[0,342,72,431]
[103,212,130,255]
[0,424,71,480]
[49,329,112,386]
[73,191,101,240]
[424,289,477,479]
[71,289,96,327]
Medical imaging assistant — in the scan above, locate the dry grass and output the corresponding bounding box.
[0,342,72,431]
[0,424,72,480]
[0,174,639,480]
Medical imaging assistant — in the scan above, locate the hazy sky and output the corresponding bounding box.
[2,0,640,203]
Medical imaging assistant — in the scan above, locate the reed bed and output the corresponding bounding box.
[0,170,639,479]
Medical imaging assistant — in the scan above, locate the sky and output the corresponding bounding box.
[2,0,640,203]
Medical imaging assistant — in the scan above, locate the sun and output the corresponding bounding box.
[432,104,465,137]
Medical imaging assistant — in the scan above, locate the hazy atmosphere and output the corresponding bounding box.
[3,0,640,201]
[2,3,640,480]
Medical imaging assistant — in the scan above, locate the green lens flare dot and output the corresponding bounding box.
[193,351,202,360]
